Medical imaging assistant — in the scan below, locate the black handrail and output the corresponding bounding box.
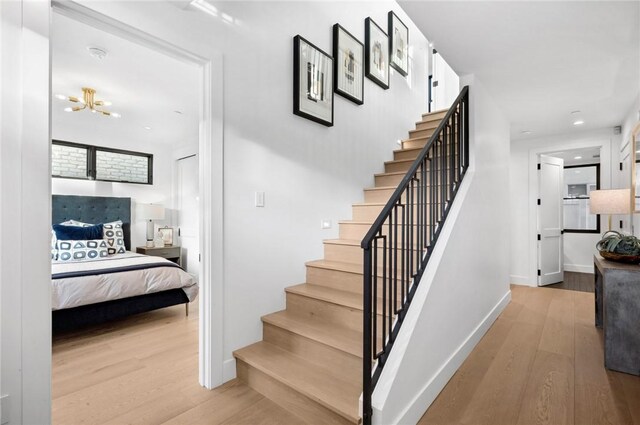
[361,86,470,425]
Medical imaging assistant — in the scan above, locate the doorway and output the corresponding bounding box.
[176,154,200,278]
[49,0,225,393]
[537,147,603,287]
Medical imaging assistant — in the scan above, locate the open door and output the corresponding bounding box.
[538,154,564,286]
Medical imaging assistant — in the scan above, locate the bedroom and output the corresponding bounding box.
[49,9,203,420]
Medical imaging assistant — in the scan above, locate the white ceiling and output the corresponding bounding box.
[399,1,640,141]
[52,12,200,146]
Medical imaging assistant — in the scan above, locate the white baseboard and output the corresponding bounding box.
[510,274,536,286]
[222,358,236,382]
[564,264,594,274]
[392,290,512,425]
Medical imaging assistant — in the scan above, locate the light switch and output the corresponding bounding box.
[321,219,332,229]
[255,192,265,207]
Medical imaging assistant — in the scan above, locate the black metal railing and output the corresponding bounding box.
[361,86,470,425]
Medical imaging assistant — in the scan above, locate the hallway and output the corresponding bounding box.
[419,284,640,425]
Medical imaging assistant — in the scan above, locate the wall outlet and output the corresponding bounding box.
[255,192,265,208]
[321,219,332,229]
[1,395,10,425]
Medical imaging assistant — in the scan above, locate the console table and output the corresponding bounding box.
[594,255,640,376]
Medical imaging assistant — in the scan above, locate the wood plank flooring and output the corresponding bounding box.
[419,285,640,425]
[52,303,309,425]
[54,283,639,425]
[545,271,594,293]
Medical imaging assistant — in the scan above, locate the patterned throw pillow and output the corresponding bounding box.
[56,239,109,262]
[60,220,93,227]
[103,220,126,255]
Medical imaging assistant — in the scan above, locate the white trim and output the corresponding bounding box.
[564,264,594,274]
[50,0,225,389]
[223,358,237,382]
[388,290,511,425]
[510,274,537,286]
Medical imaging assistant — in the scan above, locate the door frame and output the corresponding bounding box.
[526,137,612,286]
[51,0,225,388]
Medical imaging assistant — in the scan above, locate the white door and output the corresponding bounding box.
[177,154,199,279]
[538,155,564,285]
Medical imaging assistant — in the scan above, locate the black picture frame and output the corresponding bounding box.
[332,24,364,105]
[388,11,409,77]
[364,17,389,90]
[563,163,601,234]
[293,35,334,127]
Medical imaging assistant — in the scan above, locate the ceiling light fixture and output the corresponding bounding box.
[571,110,584,126]
[87,46,108,60]
[574,156,582,159]
[57,87,120,118]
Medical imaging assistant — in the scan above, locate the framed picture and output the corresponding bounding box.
[293,35,334,127]
[388,11,409,77]
[158,226,173,246]
[364,17,389,90]
[332,24,364,105]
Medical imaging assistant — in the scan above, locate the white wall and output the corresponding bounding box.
[72,0,430,381]
[510,128,617,284]
[371,75,511,424]
[0,1,51,424]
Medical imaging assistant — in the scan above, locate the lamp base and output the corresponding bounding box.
[146,240,154,248]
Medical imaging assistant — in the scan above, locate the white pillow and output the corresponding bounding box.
[51,220,93,260]
[56,239,109,262]
[103,220,126,255]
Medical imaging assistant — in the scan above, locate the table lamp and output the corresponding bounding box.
[589,189,631,232]
[139,203,165,247]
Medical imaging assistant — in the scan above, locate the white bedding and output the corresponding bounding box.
[51,252,198,310]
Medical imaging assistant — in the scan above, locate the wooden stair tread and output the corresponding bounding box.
[286,283,366,312]
[234,341,361,423]
[306,259,362,274]
[374,170,407,178]
[422,109,448,117]
[323,238,362,246]
[262,310,362,358]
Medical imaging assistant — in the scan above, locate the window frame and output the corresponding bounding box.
[563,163,600,234]
[52,139,153,185]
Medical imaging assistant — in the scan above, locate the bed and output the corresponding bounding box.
[51,195,198,332]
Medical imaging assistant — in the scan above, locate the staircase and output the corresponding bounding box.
[233,109,450,425]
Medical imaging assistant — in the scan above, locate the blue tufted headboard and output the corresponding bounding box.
[52,195,132,250]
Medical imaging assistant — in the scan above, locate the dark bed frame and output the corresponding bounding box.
[52,195,189,332]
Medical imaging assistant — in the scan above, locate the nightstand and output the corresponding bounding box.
[136,246,182,267]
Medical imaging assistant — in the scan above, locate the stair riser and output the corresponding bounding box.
[363,187,445,205]
[236,360,355,425]
[385,161,413,173]
[375,173,404,187]
[339,221,431,242]
[305,265,410,299]
[408,129,435,139]
[352,203,436,222]
[394,146,459,161]
[415,121,441,131]
[324,242,428,266]
[263,323,361,377]
[286,293,362,332]
[421,111,448,120]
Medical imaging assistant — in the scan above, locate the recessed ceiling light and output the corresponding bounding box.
[573,120,585,126]
[87,46,108,60]
[574,156,582,159]
[144,126,152,130]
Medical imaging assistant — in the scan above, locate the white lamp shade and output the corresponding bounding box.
[139,203,165,220]
[589,189,631,215]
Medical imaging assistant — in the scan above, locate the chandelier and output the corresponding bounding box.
[56,87,121,118]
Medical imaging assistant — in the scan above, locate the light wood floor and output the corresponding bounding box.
[419,285,640,425]
[52,302,308,425]
[53,284,640,425]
